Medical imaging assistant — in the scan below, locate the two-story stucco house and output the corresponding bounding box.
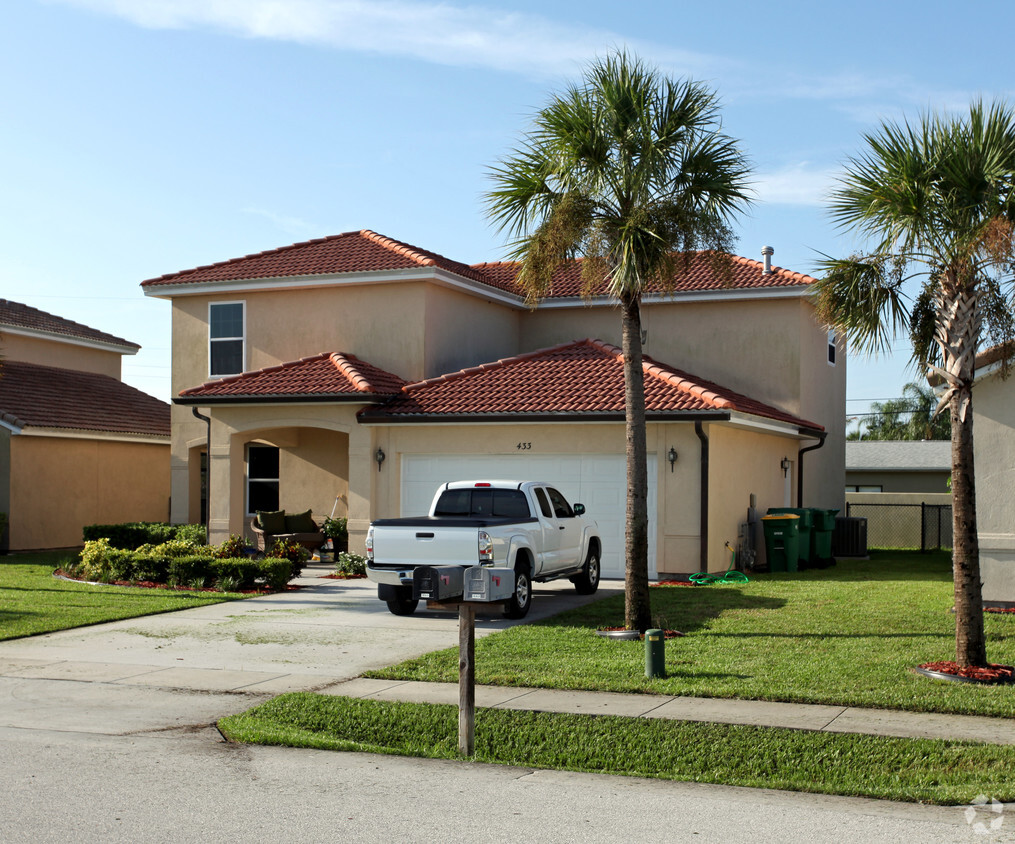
[141,230,845,579]
[0,300,170,551]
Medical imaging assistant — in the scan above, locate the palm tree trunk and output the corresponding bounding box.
[936,280,987,667]
[621,293,652,631]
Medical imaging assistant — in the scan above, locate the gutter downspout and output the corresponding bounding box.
[796,431,828,508]
[192,407,211,540]
[695,420,709,572]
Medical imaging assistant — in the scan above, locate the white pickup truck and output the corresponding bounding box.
[365,480,602,618]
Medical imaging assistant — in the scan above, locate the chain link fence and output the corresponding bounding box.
[845,501,952,551]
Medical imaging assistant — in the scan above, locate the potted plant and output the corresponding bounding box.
[322,516,348,557]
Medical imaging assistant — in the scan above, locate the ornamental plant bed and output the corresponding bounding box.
[596,627,685,640]
[53,570,300,595]
[324,573,367,580]
[914,661,1015,685]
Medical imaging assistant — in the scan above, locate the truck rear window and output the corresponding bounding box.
[434,488,531,519]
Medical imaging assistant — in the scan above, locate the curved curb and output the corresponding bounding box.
[595,629,641,640]
[911,666,1015,686]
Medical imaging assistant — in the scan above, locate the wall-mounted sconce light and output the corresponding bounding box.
[667,447,678,472]
[780,457,790,477]
[375,447,386,472]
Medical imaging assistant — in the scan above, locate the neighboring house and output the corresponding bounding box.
[969,344,1015,607]
[141,230,845,578]
[0,300,170,551]
[845,441,951,494]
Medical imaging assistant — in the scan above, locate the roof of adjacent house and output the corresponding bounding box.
[141,229,815,298]
[0,360,170,437]
[360,338,824,430]
[176,352,407,402]
[845,440,951,472]
[0,299,139,352]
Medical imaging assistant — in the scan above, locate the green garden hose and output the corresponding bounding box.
[688,543,749,585]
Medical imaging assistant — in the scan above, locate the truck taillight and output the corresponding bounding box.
[478,530,494,562]
[365,527,374,561]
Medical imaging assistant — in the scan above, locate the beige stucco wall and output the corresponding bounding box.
[3,333,124,378]
[7,435,169,550]
[424,285,520,380]
[973,370,1015,604]
[0,428,10,550]
[845,470,951,494]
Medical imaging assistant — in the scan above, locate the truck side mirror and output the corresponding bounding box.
[573,503,585,516]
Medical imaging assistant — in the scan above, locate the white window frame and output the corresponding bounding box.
[209,300,246,377]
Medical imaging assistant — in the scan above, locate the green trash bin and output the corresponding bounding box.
[810,508,839,564]
[768,508,812,568]
[761,514,799,573]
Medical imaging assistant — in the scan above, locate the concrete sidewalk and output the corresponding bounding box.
[328,676,1015,746]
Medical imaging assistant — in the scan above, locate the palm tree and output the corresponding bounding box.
[485,52,751,630]
[855,382,950,441]
[815,101,1015,667]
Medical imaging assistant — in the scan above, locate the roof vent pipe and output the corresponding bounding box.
[761,246,774,275]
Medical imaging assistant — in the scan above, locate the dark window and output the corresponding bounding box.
[546,487,574,518]
[210,302,244,376]
[433,488,531,518]
[534,488,553,518]
[827,329,837,366]
[247,444,279,514]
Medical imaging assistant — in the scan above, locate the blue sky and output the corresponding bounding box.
[3,0,1013,424]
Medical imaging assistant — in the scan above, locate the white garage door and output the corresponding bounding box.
[400,454,657,580]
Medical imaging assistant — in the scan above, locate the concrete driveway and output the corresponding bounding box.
[0,564,621,735]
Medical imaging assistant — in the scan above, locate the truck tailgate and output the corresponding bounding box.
[372,524,480,568]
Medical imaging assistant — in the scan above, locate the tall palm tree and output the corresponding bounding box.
[815,101,1015,667]
[485,52,751,630]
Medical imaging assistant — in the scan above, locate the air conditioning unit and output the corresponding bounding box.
[834,517,868,557]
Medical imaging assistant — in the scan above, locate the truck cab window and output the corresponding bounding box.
[534,488,553,518]
[546,487,573,518]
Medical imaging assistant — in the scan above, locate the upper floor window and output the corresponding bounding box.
[827,329,837,366]
[209,301,244,377]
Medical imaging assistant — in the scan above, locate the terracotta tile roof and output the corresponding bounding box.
[177,352,407,401]
[471,252,815,297]
[141,230,814,299]
[0,299,139,351]
[141,230,492,288]
[363,339,823,430]
[0,360,169,436]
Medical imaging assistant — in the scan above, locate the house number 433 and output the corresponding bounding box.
[516,442,532,450]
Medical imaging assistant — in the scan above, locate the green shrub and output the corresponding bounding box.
[215,534,248,559]
[269,537,310,580]
[173,523,207,545]
[258,557,293,591]
[167,555,216,587]
[79,539,133,582]
[335,552,367,577]
[211,558,261,590]
[135,539,203,559]
[82,522,206,549]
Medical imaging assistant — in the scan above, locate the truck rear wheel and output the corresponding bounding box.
[385,587,418,616]
[503,565,532,619]
[573,548,600,595]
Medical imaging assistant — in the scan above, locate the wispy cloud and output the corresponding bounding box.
[752,163,840,207]
[242,206,323,239]
[50,0,723,79]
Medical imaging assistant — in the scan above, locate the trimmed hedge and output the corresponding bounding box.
[76,539,294,591]
[83,521,207,549]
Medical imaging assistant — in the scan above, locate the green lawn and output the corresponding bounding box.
[0,550,246,640]
[219,693,1015,805]
[366,552,1015,717]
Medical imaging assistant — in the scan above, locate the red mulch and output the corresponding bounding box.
[918,660,1015,683]
[54,569,301,594]
[985,606,1015,614]
[651,580,695,587]
[598,626,685,639]
[323,573,367,580]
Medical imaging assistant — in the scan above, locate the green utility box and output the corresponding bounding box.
[768,508,812,567]
[761,514,800,573]
[810,508,839,563]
